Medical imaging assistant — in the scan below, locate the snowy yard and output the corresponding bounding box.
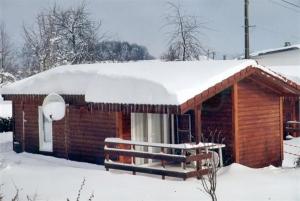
[0,132,299,201]
[0,101,12,118]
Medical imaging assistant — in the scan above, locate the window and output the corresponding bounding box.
[38,106,53,152]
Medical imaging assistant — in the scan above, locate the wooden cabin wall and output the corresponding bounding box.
[11,99,117,165]
[67,106,117,164]
[201,88,233,165]
[237,78,282,168]
[12,102,25,152]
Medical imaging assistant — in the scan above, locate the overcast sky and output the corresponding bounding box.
[1,0,300,58]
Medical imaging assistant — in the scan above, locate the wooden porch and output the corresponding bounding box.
[104,138,225,180]
[286,121,300,137]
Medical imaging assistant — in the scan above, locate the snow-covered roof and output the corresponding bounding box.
[251,44,300,57]
[0,59,291,105]
[269,66,300,84]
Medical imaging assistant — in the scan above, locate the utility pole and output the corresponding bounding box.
[244,0,250,59]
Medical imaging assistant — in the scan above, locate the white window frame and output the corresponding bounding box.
[38,106,53,152]
[131,113,170,164]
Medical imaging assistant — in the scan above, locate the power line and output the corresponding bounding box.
[269,0,300,13]
[281,0,300,8]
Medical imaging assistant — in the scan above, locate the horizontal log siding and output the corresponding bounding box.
[23,104,39,153]
[201,88,233,165]
[13,103,24,151]
[68,106,117,164]
[10,98,117,164]
[52,113,68,158]
[237,78,282,168]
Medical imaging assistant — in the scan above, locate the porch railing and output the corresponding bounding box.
[286,121,300,136]
[104,138,217,180]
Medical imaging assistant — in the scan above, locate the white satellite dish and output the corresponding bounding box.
[42,93,65,121]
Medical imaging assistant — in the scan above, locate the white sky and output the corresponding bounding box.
[1,0,300,58]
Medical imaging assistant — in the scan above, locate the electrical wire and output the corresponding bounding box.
[281,0,300,9]
[269,0,300,13]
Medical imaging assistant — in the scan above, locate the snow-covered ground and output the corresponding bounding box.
[0,132,300,201]
[283,137,300,168]
[0,101,12,118]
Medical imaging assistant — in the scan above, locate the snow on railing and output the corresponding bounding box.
[104,138,225,180]
[286,121,300,137]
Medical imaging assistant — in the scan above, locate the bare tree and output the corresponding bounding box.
[0,22,16,84]
[52,3,102,64]
[22,9,59,72]
[22,3,104,75]
[161,2,206,61]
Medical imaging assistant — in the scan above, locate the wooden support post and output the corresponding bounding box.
[232,83,240,163]
[105,144,109,171]
[194,104,202,144]
[279,96,284,162]
[194,103,202,179]
[196,149,201,180]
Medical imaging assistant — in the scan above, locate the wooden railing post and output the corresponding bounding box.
[132,144,136,175]
[161,147,165,180]
[105,143,109,171]
[196,148,201,179]
[182,149,186,170]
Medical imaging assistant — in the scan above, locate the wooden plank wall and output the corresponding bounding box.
[201,88,234,165]
[13,103,23,150]
[68,106,117,164]
[237,78,282,168]
[12,101,117,165]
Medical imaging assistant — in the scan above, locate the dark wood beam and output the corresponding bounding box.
[232,83,240,163]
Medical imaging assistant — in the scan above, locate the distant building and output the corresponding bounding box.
[251,43,300,66]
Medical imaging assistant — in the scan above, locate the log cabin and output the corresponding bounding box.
[1,60,300,168]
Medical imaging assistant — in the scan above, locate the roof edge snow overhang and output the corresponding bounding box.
[180,65,300,114]
[2,94,181,114]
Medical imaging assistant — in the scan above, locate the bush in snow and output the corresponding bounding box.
[295,157,300,168]
[0,117,12,132]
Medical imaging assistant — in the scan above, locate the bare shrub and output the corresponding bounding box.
[199,130,224,201]
[67,178,94,201]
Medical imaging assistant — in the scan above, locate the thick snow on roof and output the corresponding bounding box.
[0,60,259,105]
[269,66,300,84]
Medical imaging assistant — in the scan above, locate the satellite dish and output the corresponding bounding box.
[42,93,65,121]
